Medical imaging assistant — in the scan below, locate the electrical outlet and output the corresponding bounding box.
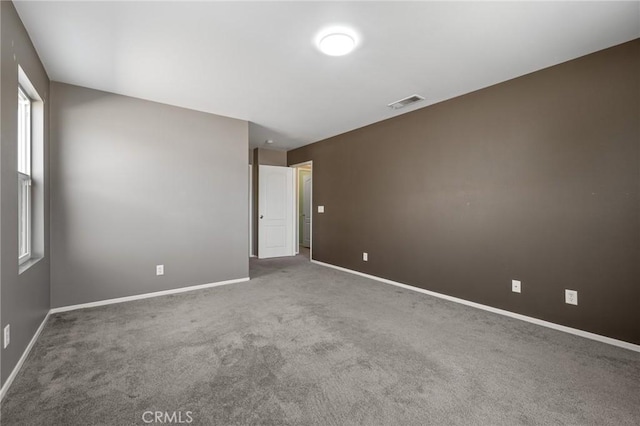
[363,252,368,261]
[3,324,10,349]
[565,289,578,305]
[156,265,164,276]
[512,279,521,293]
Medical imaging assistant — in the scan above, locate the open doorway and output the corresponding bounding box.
[291,161,312,260]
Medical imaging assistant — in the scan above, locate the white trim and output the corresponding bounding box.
[290,161,313,260]
[294,167,300,255]
[291,168,297,256]
[249,165,253,257]
[311,260,640,353]
[18,66,43,102]
[50,277,250,314]
[257,165,295,259]
[17,173,32,266]
[0,311,50,401]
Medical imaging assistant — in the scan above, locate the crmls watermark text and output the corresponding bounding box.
[142,411,194,424]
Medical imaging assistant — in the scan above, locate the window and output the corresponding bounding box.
[18,86,32,264]
[17,67,44,272]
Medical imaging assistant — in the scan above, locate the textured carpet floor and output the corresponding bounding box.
[2,255,639,425]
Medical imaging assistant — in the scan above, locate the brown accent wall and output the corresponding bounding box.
[288,40,640,345]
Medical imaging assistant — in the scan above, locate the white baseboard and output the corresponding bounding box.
[50,277,250,314]
[0,311,50,401]
[311,260,640,353]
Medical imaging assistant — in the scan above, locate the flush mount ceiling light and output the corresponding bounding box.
[316,27,358,56]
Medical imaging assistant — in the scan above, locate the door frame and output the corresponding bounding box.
[290,161,313,260]
[248,165,254,257]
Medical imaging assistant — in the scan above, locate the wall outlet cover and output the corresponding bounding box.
[565,289,578,305]
[156,265,164,276]
[363,252,368,261]
[3,324,10,349]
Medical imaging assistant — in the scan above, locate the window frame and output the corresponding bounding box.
[18,85,32,265]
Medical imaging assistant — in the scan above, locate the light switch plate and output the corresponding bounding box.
[318,206,325,213]
[363,252,368,261]
[156,265,164,276]
[565,289,578,305]
[512,280,521,293]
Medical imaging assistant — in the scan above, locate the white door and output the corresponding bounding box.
[259,165,295,259]
[302,173,311,247]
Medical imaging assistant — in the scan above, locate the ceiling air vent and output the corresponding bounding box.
[387,94,425,110]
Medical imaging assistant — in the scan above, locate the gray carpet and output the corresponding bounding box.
[2,254,639,425]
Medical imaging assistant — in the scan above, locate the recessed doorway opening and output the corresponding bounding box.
[291,161,313,260]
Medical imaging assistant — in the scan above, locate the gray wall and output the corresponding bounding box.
[50,83,248,308]
[289,40,640,345]
[1,1,50,386]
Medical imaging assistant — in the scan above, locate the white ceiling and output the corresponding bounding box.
[14,1,640,151]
